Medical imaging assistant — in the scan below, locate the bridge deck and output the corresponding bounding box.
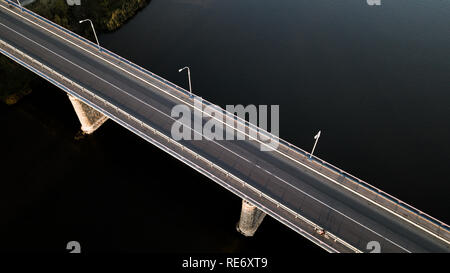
[1,1,448,252]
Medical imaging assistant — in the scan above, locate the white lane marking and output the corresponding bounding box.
[1,3,448,246]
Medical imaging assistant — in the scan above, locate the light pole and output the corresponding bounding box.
[310,130,321,159]
[79,19,100,51]
[16,0,23,12]
[178,66,192,96]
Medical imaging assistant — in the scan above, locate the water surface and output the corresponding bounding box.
[1,0,449,252]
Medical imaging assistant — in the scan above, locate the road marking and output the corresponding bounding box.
[0,2,448,247]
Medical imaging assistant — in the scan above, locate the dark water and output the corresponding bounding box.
[1,0,449,253]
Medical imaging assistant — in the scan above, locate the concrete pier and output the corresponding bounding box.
[236,199,266,237]
[68,94,108,134]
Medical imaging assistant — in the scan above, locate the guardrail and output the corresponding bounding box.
[3,0,449,235]
[0,38,360,253]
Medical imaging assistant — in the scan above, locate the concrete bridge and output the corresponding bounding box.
[1,0,449,253]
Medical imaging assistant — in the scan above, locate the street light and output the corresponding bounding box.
[178,66,192,96]
[16,0,23,12]
[310,130,321,159]
[79,19,100,51]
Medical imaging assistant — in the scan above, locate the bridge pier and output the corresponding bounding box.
[68,94,108,134]
[236,200,266,237]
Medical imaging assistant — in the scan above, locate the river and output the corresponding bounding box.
[1,0,449,253]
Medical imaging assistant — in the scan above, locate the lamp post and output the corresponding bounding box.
[178,66,192,96]
[16,0,23,12]
[310,130,321,159]
[79,19,100,51]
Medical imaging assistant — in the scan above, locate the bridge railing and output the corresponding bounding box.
[4,0,449,235]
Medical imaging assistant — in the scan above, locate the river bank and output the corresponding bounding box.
[0,0,151,104]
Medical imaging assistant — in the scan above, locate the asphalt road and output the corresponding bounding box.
[0,2,448,253]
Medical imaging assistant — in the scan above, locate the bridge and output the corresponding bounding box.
[1,0,449,253]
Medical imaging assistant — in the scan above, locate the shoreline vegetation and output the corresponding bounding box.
[0,0,150,104]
